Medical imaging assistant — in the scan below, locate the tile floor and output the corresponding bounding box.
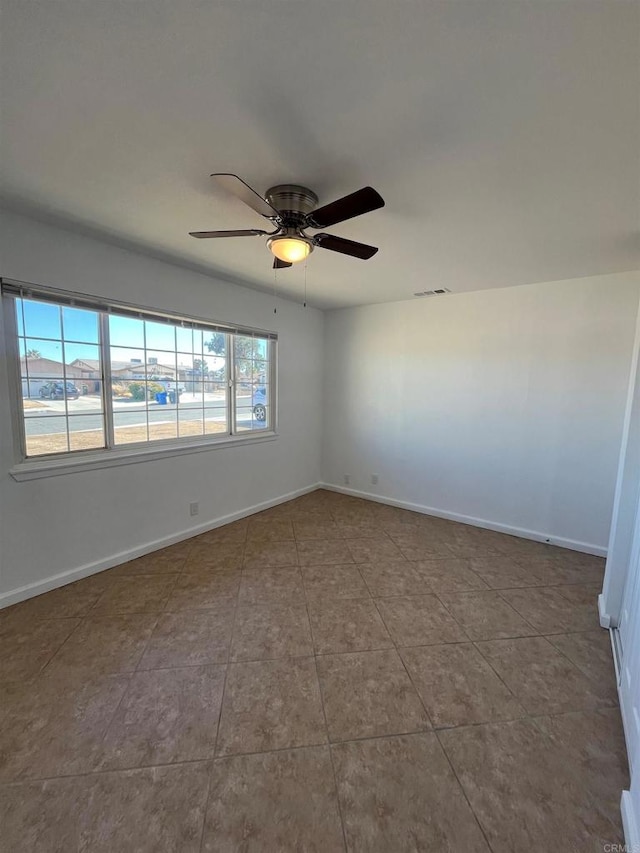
[0,489,628,852]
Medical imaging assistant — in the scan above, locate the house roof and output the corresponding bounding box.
[20,356,66,371]
[69,358,101,370]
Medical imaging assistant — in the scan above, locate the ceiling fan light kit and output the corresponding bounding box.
[189,174,384,269]
[267,234,313,264]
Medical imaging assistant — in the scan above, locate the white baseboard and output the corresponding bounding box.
[0,482,321,609]
[622,790,640,853]
[599,594,613,629]
[320,482,607,557]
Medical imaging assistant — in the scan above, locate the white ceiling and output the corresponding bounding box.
[1,0,638,309]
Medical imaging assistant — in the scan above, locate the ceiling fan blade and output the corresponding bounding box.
[189,229,268,238]
[313,233,378,260]
[307,187,384,229]
[211,173,280,219]
[273,258,293,269]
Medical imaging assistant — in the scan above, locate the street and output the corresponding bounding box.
[23,393,266,434]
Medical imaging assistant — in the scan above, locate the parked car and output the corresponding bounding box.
[252,386,268,421]
[39,381,80,400]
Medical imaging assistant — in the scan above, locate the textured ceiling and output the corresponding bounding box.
[1,0,638,309]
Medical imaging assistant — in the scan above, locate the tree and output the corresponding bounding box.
[205,334,261,381]
[192,358,209,376]
[204,333,226,356]
[26,348,42,359]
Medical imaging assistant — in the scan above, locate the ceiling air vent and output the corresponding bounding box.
[413,288,451,297]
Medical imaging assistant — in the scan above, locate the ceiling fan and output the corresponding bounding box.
[189,174,385,268]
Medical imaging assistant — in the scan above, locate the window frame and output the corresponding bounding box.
[2,278,278,480]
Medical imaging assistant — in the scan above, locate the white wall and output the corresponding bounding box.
[322,272,640,553]
[0,210,324,604]
[1,209,638,609]
[600,296,640,850]
[601,302,640,627]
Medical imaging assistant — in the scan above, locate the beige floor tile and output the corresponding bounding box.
[560,551,606,572]
[442,534,504,559]
[65,570,120,595]
[336,520,385,538]
[250,502,299,521]
[189,539,246,560]
[165,569,240,611]
[376,594,468,646]
[293,519,344,540]
[203,747,344,852]
[554,582,602,605]
[238,566,305,606]
[243,539,298,569]
[286,508,336,523]
[0,774,87,851]
[216,657,326,756]
[191,520,248,545]
[158,540,198,560]
[184,542,244,571]
[111,542,192,576]
[297,539,354,566]
[247,518,295,542]
[91,575,178,615]
[309,598,393,654]
[394,538,455,561]
[302,564,370,601]
[47,613,158,676]
[476,636,615,715]
[332,733,490,853]
[0,671,130,782]
[386,528,446,548]
[108,557,183,578]
[401,643,525,728]
[0,762,211,853]
[517,545,604,570]
[547,630,618,703]
[439,718,623,853]
[330,507,378,525]
[96,665,225,770]
[468,556,544,589]
[230,604,313,661]
[0,618,81,683]
[345,537,403,563]
[516,553,605,586]
[380,520,426,537]
[533,709,629,831]
[138,609,233,669]
[0,491,622,852]
[317,649,431,741]
[499,586,598,633]
[438,590,537,640]
[414,558,489,592]
[500,538,561,560]
[0,583,100,621]
[359,560,430,597]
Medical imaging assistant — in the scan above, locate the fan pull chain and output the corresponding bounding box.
[303,259,307,308]
[273,266,278,314]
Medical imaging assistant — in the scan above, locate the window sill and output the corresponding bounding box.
[10,431,278,481]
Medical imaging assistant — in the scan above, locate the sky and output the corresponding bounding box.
[15,298,266,370]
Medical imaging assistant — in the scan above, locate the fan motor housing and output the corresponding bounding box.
[265,184,318,226]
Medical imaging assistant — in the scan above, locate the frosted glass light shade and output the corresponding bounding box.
[268,237,312,264]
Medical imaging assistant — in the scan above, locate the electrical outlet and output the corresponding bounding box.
[189,501,199,517]
[371,473,379,485]
[343,474,351,486]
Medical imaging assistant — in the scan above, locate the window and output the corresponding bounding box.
[4,282,276,460]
